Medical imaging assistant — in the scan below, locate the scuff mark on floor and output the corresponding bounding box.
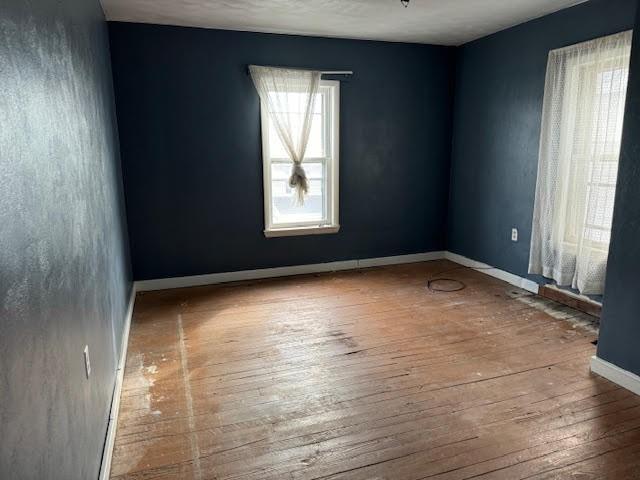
[516,291,599,333]
[178,313,203,480]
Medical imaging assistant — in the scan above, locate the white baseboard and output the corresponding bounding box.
[99,285,136,480]
[135,251,447,292]
[591,356,640,396]
[444,251,540,294]
[357,251,445,268]
[133,250,541,294]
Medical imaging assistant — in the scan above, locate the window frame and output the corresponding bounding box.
[260,80,340,238]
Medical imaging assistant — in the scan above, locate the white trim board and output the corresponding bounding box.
[133,251,541,293]
[591,356,640,397]
[444,251,540,294]
[99,285,136,480]
[134,251,447,292]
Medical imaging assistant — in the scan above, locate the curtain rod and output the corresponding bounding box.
[247,65,353,76]
[319,70,354,75]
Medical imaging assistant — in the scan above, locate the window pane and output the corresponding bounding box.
[268,91,322,114]
[267,92,324,159]
[565,65,628,247]
[592,68,628,157]
[271,162,325,225]
[581,67,627,245]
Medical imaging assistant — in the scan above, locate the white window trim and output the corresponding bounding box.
[260,80,340,238]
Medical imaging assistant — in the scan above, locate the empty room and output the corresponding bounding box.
[4,0,640,478]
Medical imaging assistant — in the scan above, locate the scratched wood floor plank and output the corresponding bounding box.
[110,260,640,480]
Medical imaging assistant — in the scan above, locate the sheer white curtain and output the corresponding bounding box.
[250,66,321,204]
[529,31,632,295]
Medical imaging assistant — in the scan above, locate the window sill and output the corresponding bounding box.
[264,225,340,238]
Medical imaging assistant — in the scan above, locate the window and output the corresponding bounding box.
[260,81,340,237]
[529,31,632,295]
[565,65,628,246]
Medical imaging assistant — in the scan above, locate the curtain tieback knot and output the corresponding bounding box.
[289,163,309,205]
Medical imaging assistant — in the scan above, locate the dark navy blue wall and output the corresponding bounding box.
[448,0,637,279]
[1,0,131,478]
[108,23,455,280]
[598,5,640,377]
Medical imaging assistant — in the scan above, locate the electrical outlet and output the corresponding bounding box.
[511,228,519,242]
[83,345,91,379]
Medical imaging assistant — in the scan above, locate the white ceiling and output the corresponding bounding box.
[101,0,588,46]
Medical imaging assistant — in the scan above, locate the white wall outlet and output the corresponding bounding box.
[511,228,519,242]
[83,345,91,379]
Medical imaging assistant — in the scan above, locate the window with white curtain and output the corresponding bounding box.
[529,30,632,295]
[259,80,340,237]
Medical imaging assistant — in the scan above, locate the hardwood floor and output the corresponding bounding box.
[110,260,640,479]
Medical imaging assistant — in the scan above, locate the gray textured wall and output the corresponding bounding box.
[597,5,640,377]
[0,0,131,478]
